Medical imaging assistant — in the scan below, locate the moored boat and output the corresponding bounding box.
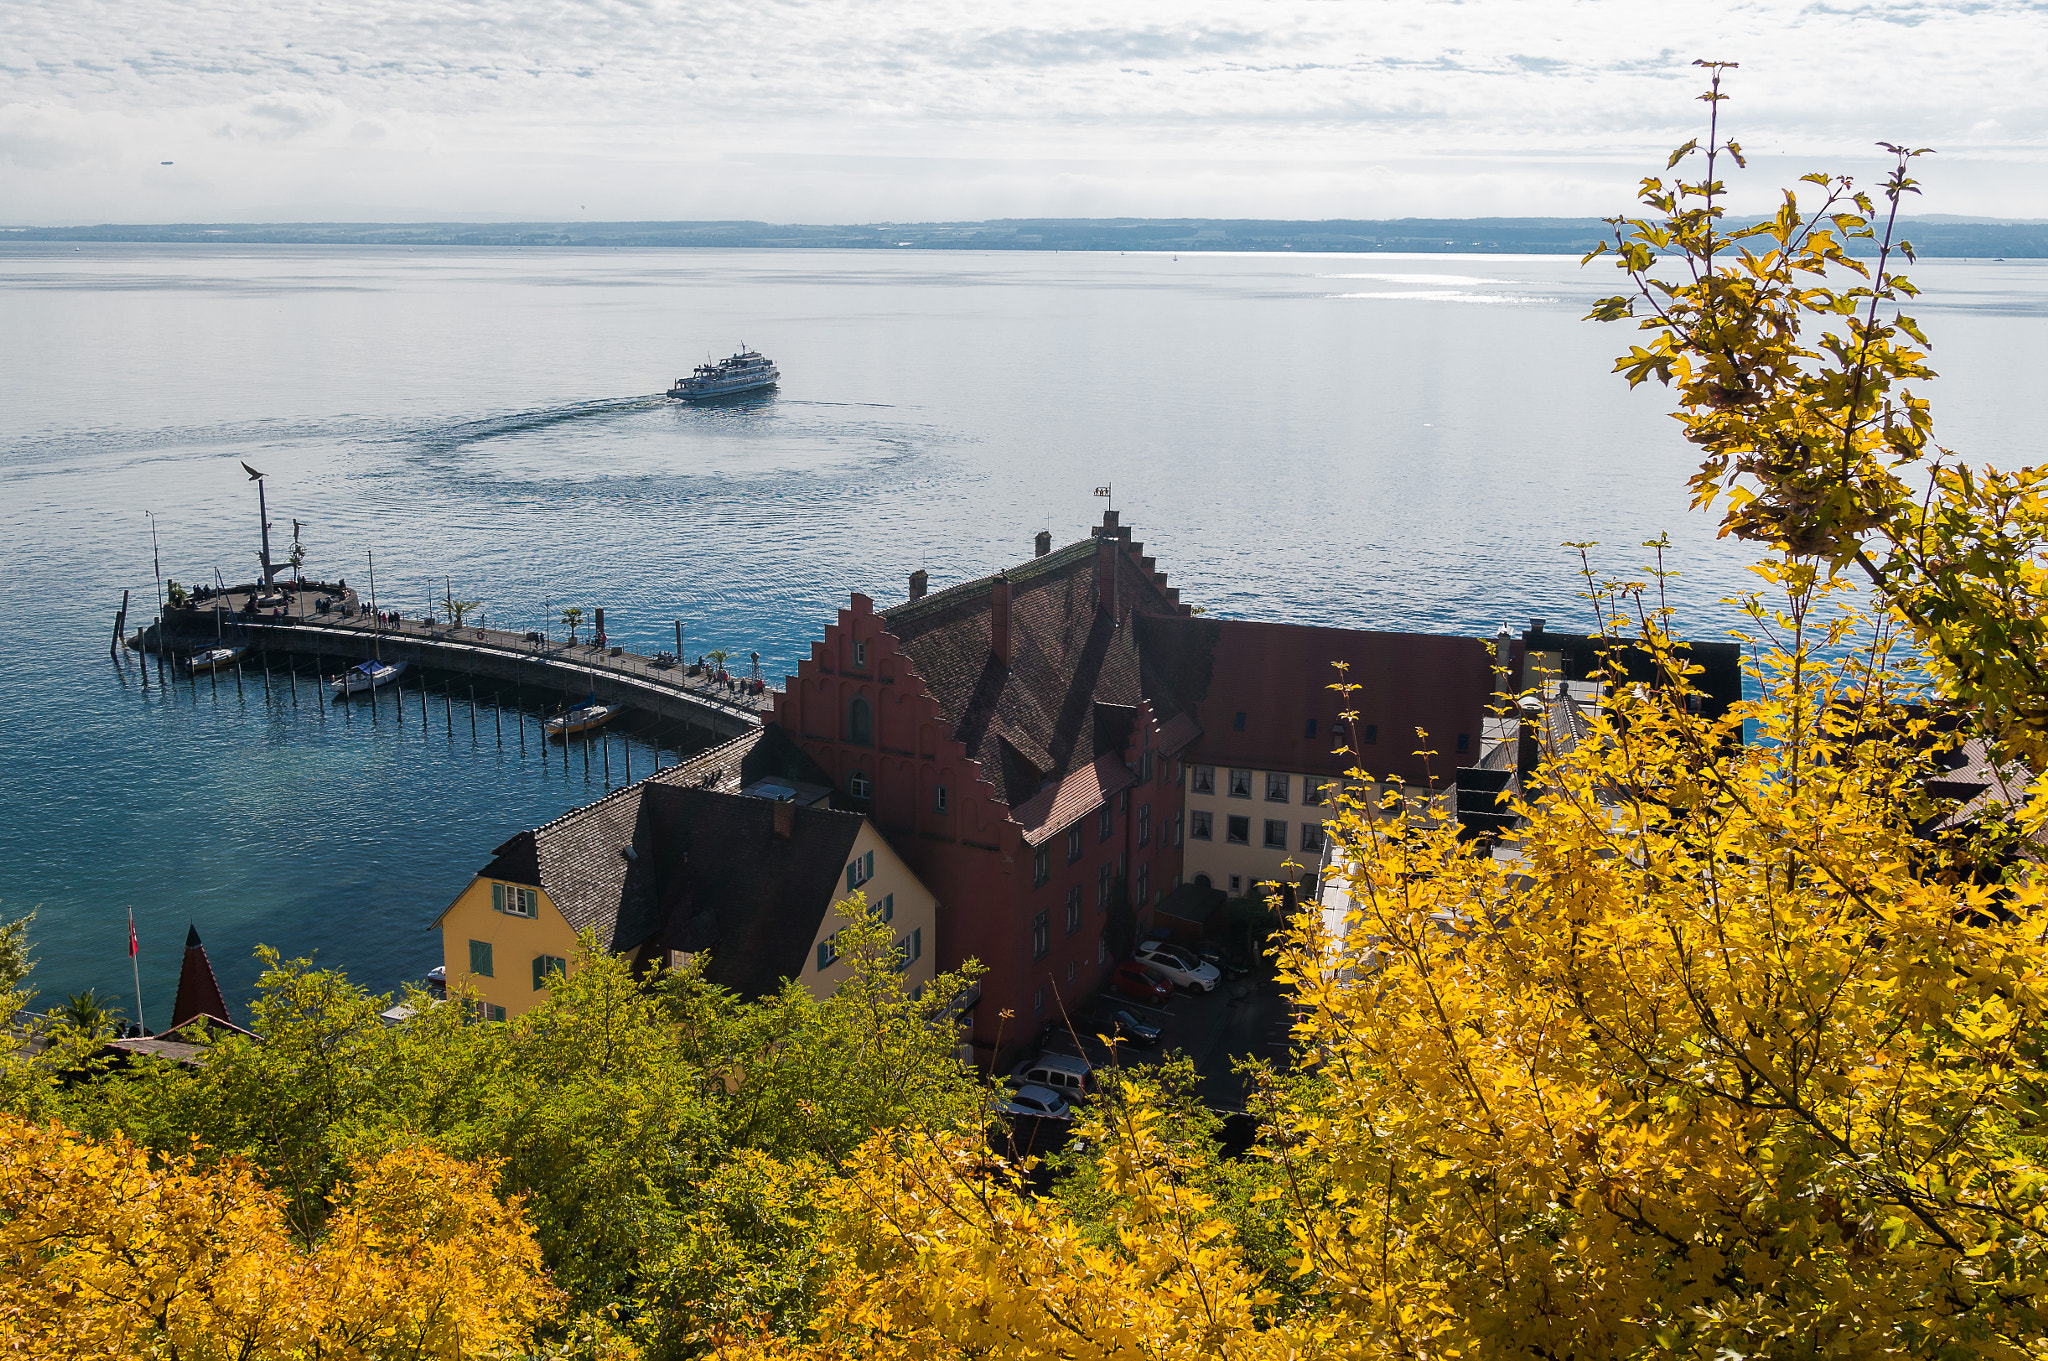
[669,349,779,401]
[187,645,247,673]
[329,658,407,695]
[546,697,624,739]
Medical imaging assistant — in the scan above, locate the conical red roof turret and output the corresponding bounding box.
[168,924,234,1034]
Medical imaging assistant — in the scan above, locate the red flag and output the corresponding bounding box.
[128,910,138,959]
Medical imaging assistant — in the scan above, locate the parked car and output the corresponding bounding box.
[1196,940,1254,981]
[1013,1051,1096,1101]
[1135,940,1222,993]
[1076,1002,1161,1047]
[997,1084,1074,1121]
[1111,960,1174,1005]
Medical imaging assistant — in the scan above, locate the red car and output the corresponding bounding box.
[1111,960,1173,1005]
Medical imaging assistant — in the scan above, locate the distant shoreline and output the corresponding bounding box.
[5,216,2045,257]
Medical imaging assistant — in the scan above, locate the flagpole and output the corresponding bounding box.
[129,909,146,1036]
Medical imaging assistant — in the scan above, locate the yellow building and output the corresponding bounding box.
[436,727,937,1018]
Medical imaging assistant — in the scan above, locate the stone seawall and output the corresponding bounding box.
[137,613,765,742]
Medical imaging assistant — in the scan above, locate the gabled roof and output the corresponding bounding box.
[647,789,868,999]
[1011,752,1138,847]
[459,724,837,953]
[880,531,1190,807]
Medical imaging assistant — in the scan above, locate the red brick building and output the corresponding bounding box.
[772,513,1199,1061]
[771,510,1497,1065]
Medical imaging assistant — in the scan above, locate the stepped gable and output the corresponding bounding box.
[168,925,248,1035]
[647,787,866,999]
[469,725,834,956]
[879,517,1193,809]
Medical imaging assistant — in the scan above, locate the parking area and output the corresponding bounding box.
[1034,975,1297,1113]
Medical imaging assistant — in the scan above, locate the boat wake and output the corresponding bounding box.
[407,394,674,455]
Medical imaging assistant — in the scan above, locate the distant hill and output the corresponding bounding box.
[6,216,2044,257]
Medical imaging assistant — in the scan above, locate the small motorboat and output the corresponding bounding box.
[546,697,624,739]
[187,645,247,673]
[330,658,407,695]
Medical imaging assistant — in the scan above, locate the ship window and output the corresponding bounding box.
[848,696,873,745]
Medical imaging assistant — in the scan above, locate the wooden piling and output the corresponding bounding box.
[602,730,611,786]
[113,590,129,658]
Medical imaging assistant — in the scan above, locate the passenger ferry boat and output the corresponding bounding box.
[669,349,779,401]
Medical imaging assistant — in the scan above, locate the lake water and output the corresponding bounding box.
[4,244,2044,1018]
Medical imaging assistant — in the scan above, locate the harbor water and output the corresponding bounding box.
[3,244,2044,1016]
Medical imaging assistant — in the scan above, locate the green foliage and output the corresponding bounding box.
[165,579,188,608]
[0,905,33,998]
[20,908,983,1357]
[54,989,123,1040]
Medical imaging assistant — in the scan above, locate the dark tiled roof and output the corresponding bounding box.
[646,789,867,999]
[169,926,239,1034]
[1151,616,1492,785]
[465,725,839,955]
[880,535,1190,807]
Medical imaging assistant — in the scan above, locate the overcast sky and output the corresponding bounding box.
[5,0,2046,225]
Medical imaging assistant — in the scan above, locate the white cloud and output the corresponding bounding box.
[1,0,2044,222]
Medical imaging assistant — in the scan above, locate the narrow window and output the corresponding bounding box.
[933,783,948,813]
[853,639,867,668]
[1301,823,1326,853]
[1191,764,1215,795]
[1191,810,1213,841]
[1233,711,1246,731]
[849,769,873,799]
[468,940,494,978]
[817,934,838,970]
[1304,718,1318,739]
[1098,862,1113,909]
[1172,810,1184,846]
[1098,935,1109,965]
[1033,986,1046,1016]
[1067,825,1084,864]
[847,850,875,891]
[1229,874,1242,893]
[1266,772,1289,803]
[1137,802,1151,846]
[1138,750,1153,782]
[1136,862,1150,905]
[1033,846,1051,887]
[1457,733,1470,755]
[1304,780,1329,807]
[1264,819,1288,849]
[1066,885,1083,934]
[1226,815,1250,845]
[847,696,873,745]
[1363,724,1377,745]
[1098,803,1113,842]
[1228,768,1252,798]
[1032,910,1050,960]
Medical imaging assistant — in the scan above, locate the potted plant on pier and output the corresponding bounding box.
[560,607,584,646]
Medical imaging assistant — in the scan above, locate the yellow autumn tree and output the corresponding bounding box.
[0,1114,559,1358]
[723,71,2048,1361]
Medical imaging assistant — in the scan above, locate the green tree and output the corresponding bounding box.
[561,606,585,644]
[0,906,33,998]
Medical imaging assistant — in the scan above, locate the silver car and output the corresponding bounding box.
[998,1084,1075,1121]
[1135,940,1222,993]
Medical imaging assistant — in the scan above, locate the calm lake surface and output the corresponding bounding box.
[3,244,2044,1018]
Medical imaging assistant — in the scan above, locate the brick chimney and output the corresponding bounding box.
[909,569,928,600]
[1516,695,1545,794]
[772,797,795,839]
[1034,529,1051,557]
[990,571,1013,667]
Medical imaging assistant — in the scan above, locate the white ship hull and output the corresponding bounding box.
[669,349,779,401]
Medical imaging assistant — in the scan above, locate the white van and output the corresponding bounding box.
[1012,1051,1096,1101]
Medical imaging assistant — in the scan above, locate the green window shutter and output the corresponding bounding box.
[912,927,922,961]
[532,955,545,991]
[492,883,504,913]
[469,940,493,977]
[817,940,831,971]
